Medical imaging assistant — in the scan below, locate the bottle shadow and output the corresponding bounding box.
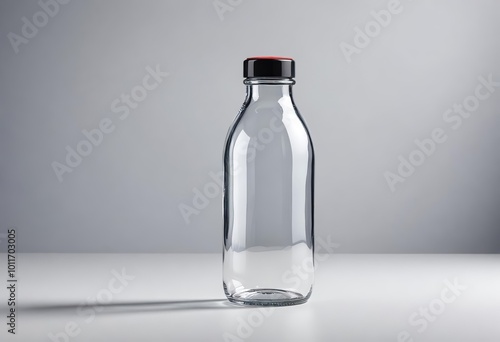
[20,299,249,315]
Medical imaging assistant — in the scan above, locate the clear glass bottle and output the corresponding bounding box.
[223,57,314,306]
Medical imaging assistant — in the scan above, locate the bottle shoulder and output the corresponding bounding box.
[224,99,314,154]
[230,100,309,133]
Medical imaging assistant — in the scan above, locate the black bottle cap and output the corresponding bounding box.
[244,56,295,78]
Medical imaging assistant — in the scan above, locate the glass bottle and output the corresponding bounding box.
[223,57,315,306]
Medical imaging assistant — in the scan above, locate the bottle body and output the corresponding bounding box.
[223,77,314,306]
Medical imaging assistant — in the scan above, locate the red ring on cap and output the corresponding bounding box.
[246,56,293,60]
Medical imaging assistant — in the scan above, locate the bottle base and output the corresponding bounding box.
[226,288,309,306]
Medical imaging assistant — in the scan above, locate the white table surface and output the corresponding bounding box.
[1,253,499,342]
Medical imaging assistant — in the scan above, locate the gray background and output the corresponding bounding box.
[1,0,499,253]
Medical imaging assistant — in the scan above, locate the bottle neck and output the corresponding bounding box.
[244,78,295,103]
